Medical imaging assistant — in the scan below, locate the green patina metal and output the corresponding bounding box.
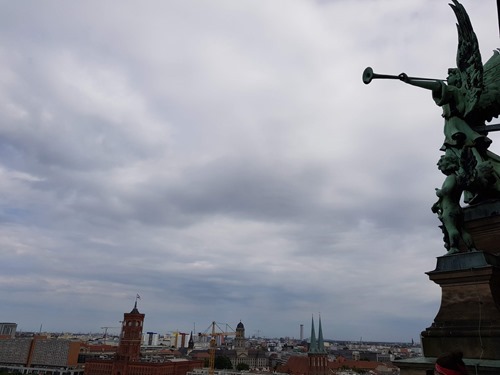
[364,0,500,255]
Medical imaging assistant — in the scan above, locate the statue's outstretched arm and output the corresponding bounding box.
[398,73,442,92]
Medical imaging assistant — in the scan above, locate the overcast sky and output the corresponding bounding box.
[1,0,499,343]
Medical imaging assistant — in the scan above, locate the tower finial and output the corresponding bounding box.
[130,294,141,313]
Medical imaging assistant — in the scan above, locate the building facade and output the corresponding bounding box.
[143,333,159,346]
[0,335,83,375]
[217,322,268,370]
[0,322,17,338]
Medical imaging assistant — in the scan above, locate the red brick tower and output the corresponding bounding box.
[85,302,204,375]
[113,300,145,375]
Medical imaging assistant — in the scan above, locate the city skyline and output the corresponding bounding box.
[1,1,499,342]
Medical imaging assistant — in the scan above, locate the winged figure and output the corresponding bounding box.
[399,0,500,207]
[363,0,500,253]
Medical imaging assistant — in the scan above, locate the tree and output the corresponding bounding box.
[214,355,233,369]
[236,363,250,371]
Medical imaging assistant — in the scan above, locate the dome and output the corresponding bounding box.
[237,321,244,329]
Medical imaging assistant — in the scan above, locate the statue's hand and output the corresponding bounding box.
[431,200,441,214]
[398,73,409,83]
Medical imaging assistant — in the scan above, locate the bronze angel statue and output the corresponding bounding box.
[363,0,500,254]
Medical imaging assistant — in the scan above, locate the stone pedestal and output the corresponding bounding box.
[421,251,500,359]
[421,200,500,360]
[396,200,500,374]
[394,357,500,375]
[461,200,500,253]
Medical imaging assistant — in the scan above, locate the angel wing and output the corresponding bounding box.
[450,0,483,117]
[470,50,500,124]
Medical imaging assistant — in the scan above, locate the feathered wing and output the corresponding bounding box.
[473,49,500,124]
[450,0,483,117]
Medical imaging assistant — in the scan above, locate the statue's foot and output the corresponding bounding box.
[446,248,460,255]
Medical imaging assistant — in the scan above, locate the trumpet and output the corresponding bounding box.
[362,67,443,85]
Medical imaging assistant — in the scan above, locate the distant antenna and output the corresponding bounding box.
[39,324,42,333]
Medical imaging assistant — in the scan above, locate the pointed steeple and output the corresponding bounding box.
[188,331,194,349]
[318,314,325,353]
[309,315,318,353]
[130,300,139,314]
[307,315,328,375]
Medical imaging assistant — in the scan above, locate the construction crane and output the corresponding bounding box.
[101,326,120,345]
[198,322,236,375]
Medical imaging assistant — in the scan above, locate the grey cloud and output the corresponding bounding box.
[0,0,497,340]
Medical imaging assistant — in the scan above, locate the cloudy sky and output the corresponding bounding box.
[1,0,498,343]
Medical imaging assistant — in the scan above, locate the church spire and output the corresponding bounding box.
[307,315,328,375]
[309,315,318,353]
[188,331,194,350]
[318,314,325,353]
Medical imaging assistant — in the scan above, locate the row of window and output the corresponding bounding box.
[123,321,143,327]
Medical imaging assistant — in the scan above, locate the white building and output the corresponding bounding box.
[143,332,159,346]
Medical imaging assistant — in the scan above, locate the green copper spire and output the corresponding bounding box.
[318,315,325,353]
[309,315,318,353]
